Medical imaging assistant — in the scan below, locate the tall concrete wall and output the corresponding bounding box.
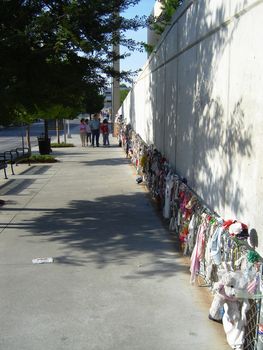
[121,0,263,254]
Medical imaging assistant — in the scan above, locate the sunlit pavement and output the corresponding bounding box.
[0,127,229,350]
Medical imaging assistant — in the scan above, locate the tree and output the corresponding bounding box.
[148,0,183,36]
[0,0,145,127]
[12,108,37,151]
[83,86,105,116]
[35,104,76,143]
[120,85,130,104]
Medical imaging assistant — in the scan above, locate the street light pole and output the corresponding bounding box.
[112,42,120,120]
[112,7,120,121]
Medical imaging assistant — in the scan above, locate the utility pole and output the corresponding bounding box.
[112,43,120,120]
[112,9,120,121]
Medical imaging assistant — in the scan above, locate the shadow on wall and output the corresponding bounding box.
[195,97,252,215]
[129,87,136,130]
[16,193,188,278]
[144,1,253,215]
[192,1,251,215]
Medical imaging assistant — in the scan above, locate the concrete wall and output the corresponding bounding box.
[121,0,263,254]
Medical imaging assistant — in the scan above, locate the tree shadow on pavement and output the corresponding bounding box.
[20,193,189,279]
[80,158,131,166]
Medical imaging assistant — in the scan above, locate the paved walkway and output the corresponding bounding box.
[0,122,230,350]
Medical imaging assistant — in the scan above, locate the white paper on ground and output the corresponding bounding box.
[32,257,54,264]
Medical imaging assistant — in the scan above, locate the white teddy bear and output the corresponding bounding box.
[209,270,240,321]
[209,269,250,350]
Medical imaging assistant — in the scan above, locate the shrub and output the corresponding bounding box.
[51,142,74,148]
[28,155,58,163]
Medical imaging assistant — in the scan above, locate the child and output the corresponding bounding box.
[100,119,110,146]
[79,118,87,147]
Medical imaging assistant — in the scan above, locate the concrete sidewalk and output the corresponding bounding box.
[0,125,229,350]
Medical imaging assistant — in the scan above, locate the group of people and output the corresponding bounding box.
[80,113,110,147]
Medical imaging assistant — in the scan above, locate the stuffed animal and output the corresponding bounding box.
[209,269,249,350]
[209,269,240,322]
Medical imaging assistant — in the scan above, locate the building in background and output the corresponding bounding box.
[103,88,112,117]
[147,0,163,49]
[102,84,130,120]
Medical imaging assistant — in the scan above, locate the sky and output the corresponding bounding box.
[120,0,156,78]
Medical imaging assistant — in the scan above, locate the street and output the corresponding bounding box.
[0,120,78,153]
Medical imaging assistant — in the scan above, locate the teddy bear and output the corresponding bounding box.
[209,269,241,322]
[209,268,250,350]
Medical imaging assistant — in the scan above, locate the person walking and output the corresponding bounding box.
[79,118,87,147]
[100,119,110,146]
[85,119,92,146]
[90,114,101,147]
